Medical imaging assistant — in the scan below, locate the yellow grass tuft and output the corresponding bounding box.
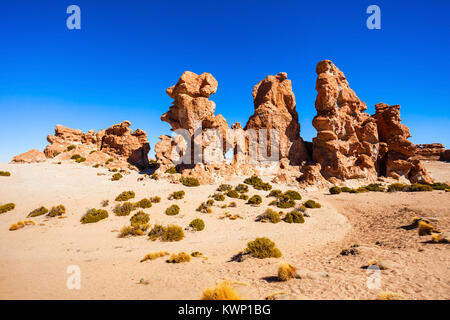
[24,220,35,225]
[9,223,21,231]
[167,252,191,263]
[277,261,298,281]
[377,291,403,300]
[418,221,435,236]
[431,233,449,243]
[140,251,169,262]
[201,280,242,300]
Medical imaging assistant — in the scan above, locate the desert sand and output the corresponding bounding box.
[0,160,449,300]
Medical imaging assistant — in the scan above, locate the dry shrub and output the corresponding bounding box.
[28,206,48,217]
[165,204,180,215]
[284,210,305,224]
[148,224,184,242]
[189,218,205,231]
[135,198,152,209]
[114,202,135,216]
[130,211,150,226]
[277,262,298,281]
[377,291,403,300]
[150,196,161,203]
[418,221,435,236]
[140,251,169,262]
[80,208,108,224]
[115,191,135,201]
[47,205,66,217]
[201,280,242,300]
[257,209,281,223]
[217,184,232,192]
[304,200,321,208]
[111,173,123,181]
[167,252,191,263]
[0,171,11,176]
[247,195,262,205]
[169,191,185,200]
[0,203,15,214]
[180,177,200,187]
[245,237,282,259]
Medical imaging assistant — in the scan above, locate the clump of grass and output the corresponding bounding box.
[284,190,302,200]
[217,184,232,192]
[93,163,101,168]
[9,222,25,231]
[169,190,185,200]
[191,251,204,257]
[329,186,341,194]
[0,171,11,176]
[235,184,248,193]
[0,203,15,214]
[206,199,214,206]
[150,173,158,180]
[189,218,205,231]
[257,208,281,223]
[80,208,108,224]
[180,176,200,187]
[304,200,321,208]
[140,251,169,262]
[214,193,225,201]
[165,204,180,216]
[239,194,249,201]
[284,210,305,224]
[67,145,76,151]
[115,191,135,201]
[165,166,178,174]
[150,196,161,203]
[47,205,66,217]
[418,220,435,236]
[70,154,81,160]
[244,237,282,259]
[75,157,86,163]
[229,202,237,207]
[201,281,242,300]
[340,186,352,193]
[387,183,409,192]
[267,189,283,198]
[408,183,433,192]
[431,233,449,243]
[105,158,114,165]
[364,183,385,192]
[135,198,152,209]
[130,211,150,226]
[430,182,450,190]
[113,202,134,216]
[118,224,149,237]
[377,292,403,300]
[148,224,184,241]
[244,175,272,191]
[197,202,213,213]
[226,190,240,198]
[167,252,191,263]
[277,262,298,281]
[247,195,262,205]
[28,206,49,217]
[275,196,295,209]
[101,200,109,207]
[111,173,123,181]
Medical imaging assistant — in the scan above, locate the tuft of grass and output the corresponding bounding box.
[28,206,49,217]
[118,224,149,237]
[201,281,242,300]
[167,252,191,263]
[229,202,237,207]
[75,157,86,163]
[115,191,135,201]
[377,292,403,300]
[180,176,200,187]
[239,194,249,201]
[70,154,81,160]
[105,158,114,165]
[226,190,240,198]
[148,224,184,242]
[113,202,135,216]
[165,166,178,174]
[387,183,409,192]
[277,262,298,281]
[130,211,150,226]
[235,184,248,193]
[364,183,385,192]
[111,173,123,181]
[304,200,321,208]
[418,220,435,236]
[329,186,341,194]
[267,189,283,198]
[257,209,281,223]
[244,237,282,259]
[191,251,203,257]
[197,202,213,213]
[0,171,11,176]
[284,190,302,200]
[150,196,161,203]
[135,198,152,209]
[247,195,262,205]
[80,208,108,224]
[341,186,352,193]
[140,251,169,262]
[408,184,433,192]
[244,175,272,191]
[284,210,305,224]
[101,200,109,207]
[214,193,225,201]
[431,233,449,243]
[169,190,185,200]
[217,184,232,192]
[206,199,214,206]
[189,218,205,231]
[165,204,180,216]
[430,182,450,190]
[47,205,66,217]
[67,145,76,151]
[275,196,295,209]
[0,203,15,214]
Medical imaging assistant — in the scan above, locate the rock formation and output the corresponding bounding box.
[44,125,98,158]
[415,143,446,160]
[11,149,46,163]
[245,72,309,165]
[441,150,450,162]
[373,103,433,183]
[312,60,379,181]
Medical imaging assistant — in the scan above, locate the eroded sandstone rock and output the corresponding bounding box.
[11,149,46,163]
[415,143,446,160]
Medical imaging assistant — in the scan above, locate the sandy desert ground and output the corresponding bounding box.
[0,160,449,300]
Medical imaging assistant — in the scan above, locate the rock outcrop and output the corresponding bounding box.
[415,143,446,160]
[373,103,433,183]
[312,60,379,181]
[245,72,309,165]
[44,125,98,158]
[11,149,46,163]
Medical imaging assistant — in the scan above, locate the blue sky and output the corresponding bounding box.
[1,0,449,162]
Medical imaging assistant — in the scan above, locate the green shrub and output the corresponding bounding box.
[387,183,408,192]
[0,171,11,177]
[180,177,200,187]
[67,145,76,151]
[245,237,282,259]
[254,182,272,191]
[408,184,433,192]
[0,203,15,214]
[284,190,302,200]
[150,196,161,203]
[115,191,135,201]
[165,166,178,174]
[356,187,369,193]
[113,202,134,216]
[75,157,86,163]
[258,208,281,223]
[284,210,305,224]
[206,199,214,206]
[247,195,262,205]
[169,190,185,200]
[214,193,225,201]
[341,186,352,193]
[189,218,205,231]
[105,158,114,165]
[119,224,149,237]
[165,204,180,215]
[148,224,184,241]
[197,202,213,213]
[112,173,123,181]
[430,183,450,190]
[244,175,263,186]
[268,200,277,206]
[235,184,248,193]
[130,211,150,226]
[81,208,108,224]
[276,196,295,209]
[267,189,283,198]
[110,168,118,172]
[217,184,232,192]
[135,198,152,209]
[304,200,321,208]
[365,183,385,192]
[227,190,240,198]
[71,154,81,160]
[239,194,249,201]
[150,173,158,180]
[28,206,49,217]
[93,163,101,168]
[329,186,341,194]
[47,205,66,217]
[229,202,237,207]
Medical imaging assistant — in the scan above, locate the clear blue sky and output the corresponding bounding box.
[1,0,449,162]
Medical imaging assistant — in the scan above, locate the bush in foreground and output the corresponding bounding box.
[257,209,281,223]
[247,195,262,205]
[180,177,200,187]
[189,218,205,231]
[329,186,341,195]
[245,237,282,259]
[304,200,321,209]
[201,281,242,300]
[135,198,152,209]
[165,204,180,216]
[277,261,298,281]
[284,210,305,224]
[217,184,232,192]
[0,171,11,176]
[80,208,108,224]
[130,211,150,226]
[226,190,240,198]
[148,224,184,241]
